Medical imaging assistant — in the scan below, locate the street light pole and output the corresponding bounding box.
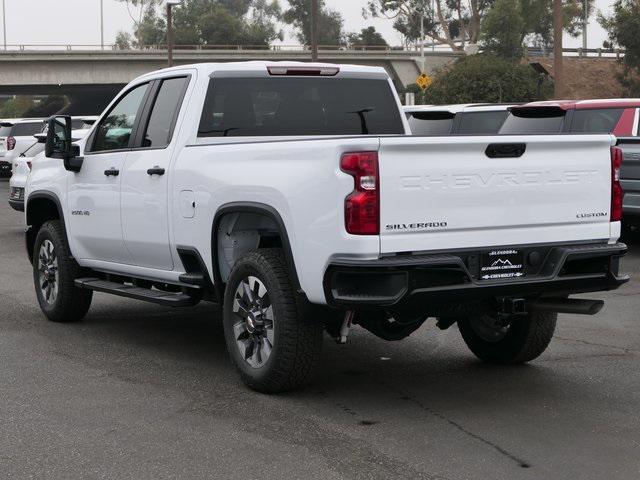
[167,2,173,67]
[582,0,588,54]
[310,0,319,62]
[553,0,563,98]
[166,1,181,67]
[431,0,435,52]
[2,0,6,51]
[420,0,426,73]
[100,0,104,50]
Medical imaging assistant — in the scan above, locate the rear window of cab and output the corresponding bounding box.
[11,122,45,137]
[198,77,405,137]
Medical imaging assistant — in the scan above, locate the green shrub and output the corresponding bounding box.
[422,54,553,104]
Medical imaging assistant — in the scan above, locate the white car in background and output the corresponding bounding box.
[403,103,517,135]
[0,118,46,176]
[9,128,91,211]
[7,116,98,176]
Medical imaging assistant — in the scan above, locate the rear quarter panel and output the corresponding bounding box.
[171,137,382,304]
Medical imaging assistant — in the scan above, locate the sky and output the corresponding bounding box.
[0,0,616,49]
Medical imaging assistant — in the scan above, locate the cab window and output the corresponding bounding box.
[141,77,189,149]
[90,83,149,152]
[198,77,404,137]
[570,108,623,134]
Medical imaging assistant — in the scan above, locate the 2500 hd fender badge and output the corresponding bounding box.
[385,222,448,231]
[71,210,91,216]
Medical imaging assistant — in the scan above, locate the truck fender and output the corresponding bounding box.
[211,202,302,296]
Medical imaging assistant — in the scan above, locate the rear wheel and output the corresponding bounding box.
[222,249,323,393]
[33,220,93,323]
[458,311,557,364]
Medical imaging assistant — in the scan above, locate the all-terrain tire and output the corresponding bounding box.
[222,248,323,393]
[33,220,93,322]
[458,311,557,364]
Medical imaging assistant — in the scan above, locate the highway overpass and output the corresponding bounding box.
[0,47,461,115]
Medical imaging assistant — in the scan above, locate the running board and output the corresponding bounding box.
[75,278,199,307]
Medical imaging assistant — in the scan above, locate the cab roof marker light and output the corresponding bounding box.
[267,66,340,76]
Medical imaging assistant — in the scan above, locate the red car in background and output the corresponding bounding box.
[499,99,640,136]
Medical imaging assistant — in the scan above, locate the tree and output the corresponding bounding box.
[114,31,133,50]
[347,26,388,49]
[367,0,593,54]
[172,0,282,46]
[134,4,166,47]
[0,95,68,118]
[115,0,282,48]
[598,0,640,95]
[283,0,344,46]
[481,0,525,59]
[366,0,495,51]
[116,0,163,46]
[520,0,594,50]
[421,54,553,104]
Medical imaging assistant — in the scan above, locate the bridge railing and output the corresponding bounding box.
[0,43,424,53]
[0,44,627,58]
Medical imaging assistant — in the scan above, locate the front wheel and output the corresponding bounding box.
[222,249,323,393]
[33,220,93,322]
[458,311,557,364]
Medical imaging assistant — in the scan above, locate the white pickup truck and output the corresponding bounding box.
[25,61,628,392]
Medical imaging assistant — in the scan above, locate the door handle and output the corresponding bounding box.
[147,167,165,176]
[104,168,119,177]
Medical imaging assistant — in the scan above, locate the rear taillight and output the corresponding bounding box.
[27,161,32,170]
[6,136,15,150]
[341,151,379,235]
[611,146,624,222]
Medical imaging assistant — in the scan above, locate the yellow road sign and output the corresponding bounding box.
[416,73,432,91]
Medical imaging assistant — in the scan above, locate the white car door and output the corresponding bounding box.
[120,75,192,271]
[67,82,152,264]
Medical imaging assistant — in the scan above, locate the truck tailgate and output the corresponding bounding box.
[378,135,615,254]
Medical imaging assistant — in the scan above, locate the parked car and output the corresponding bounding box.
[618,137,640,228]
[9,128,90,211]
[26,62,628,393]
[0,119,45,177]
[7,117,97,176]
[404,104,516,135]
[1,119,28,175]
[499,99,640,136]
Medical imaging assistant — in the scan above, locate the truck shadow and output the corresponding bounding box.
[67,300,593,413]
[31,299,614,474]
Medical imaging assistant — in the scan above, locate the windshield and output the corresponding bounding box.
[198,77,404,137]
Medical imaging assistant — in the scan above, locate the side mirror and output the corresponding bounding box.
[45,116,83,172]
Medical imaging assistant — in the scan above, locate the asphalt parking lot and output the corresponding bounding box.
[1,179,639,480]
